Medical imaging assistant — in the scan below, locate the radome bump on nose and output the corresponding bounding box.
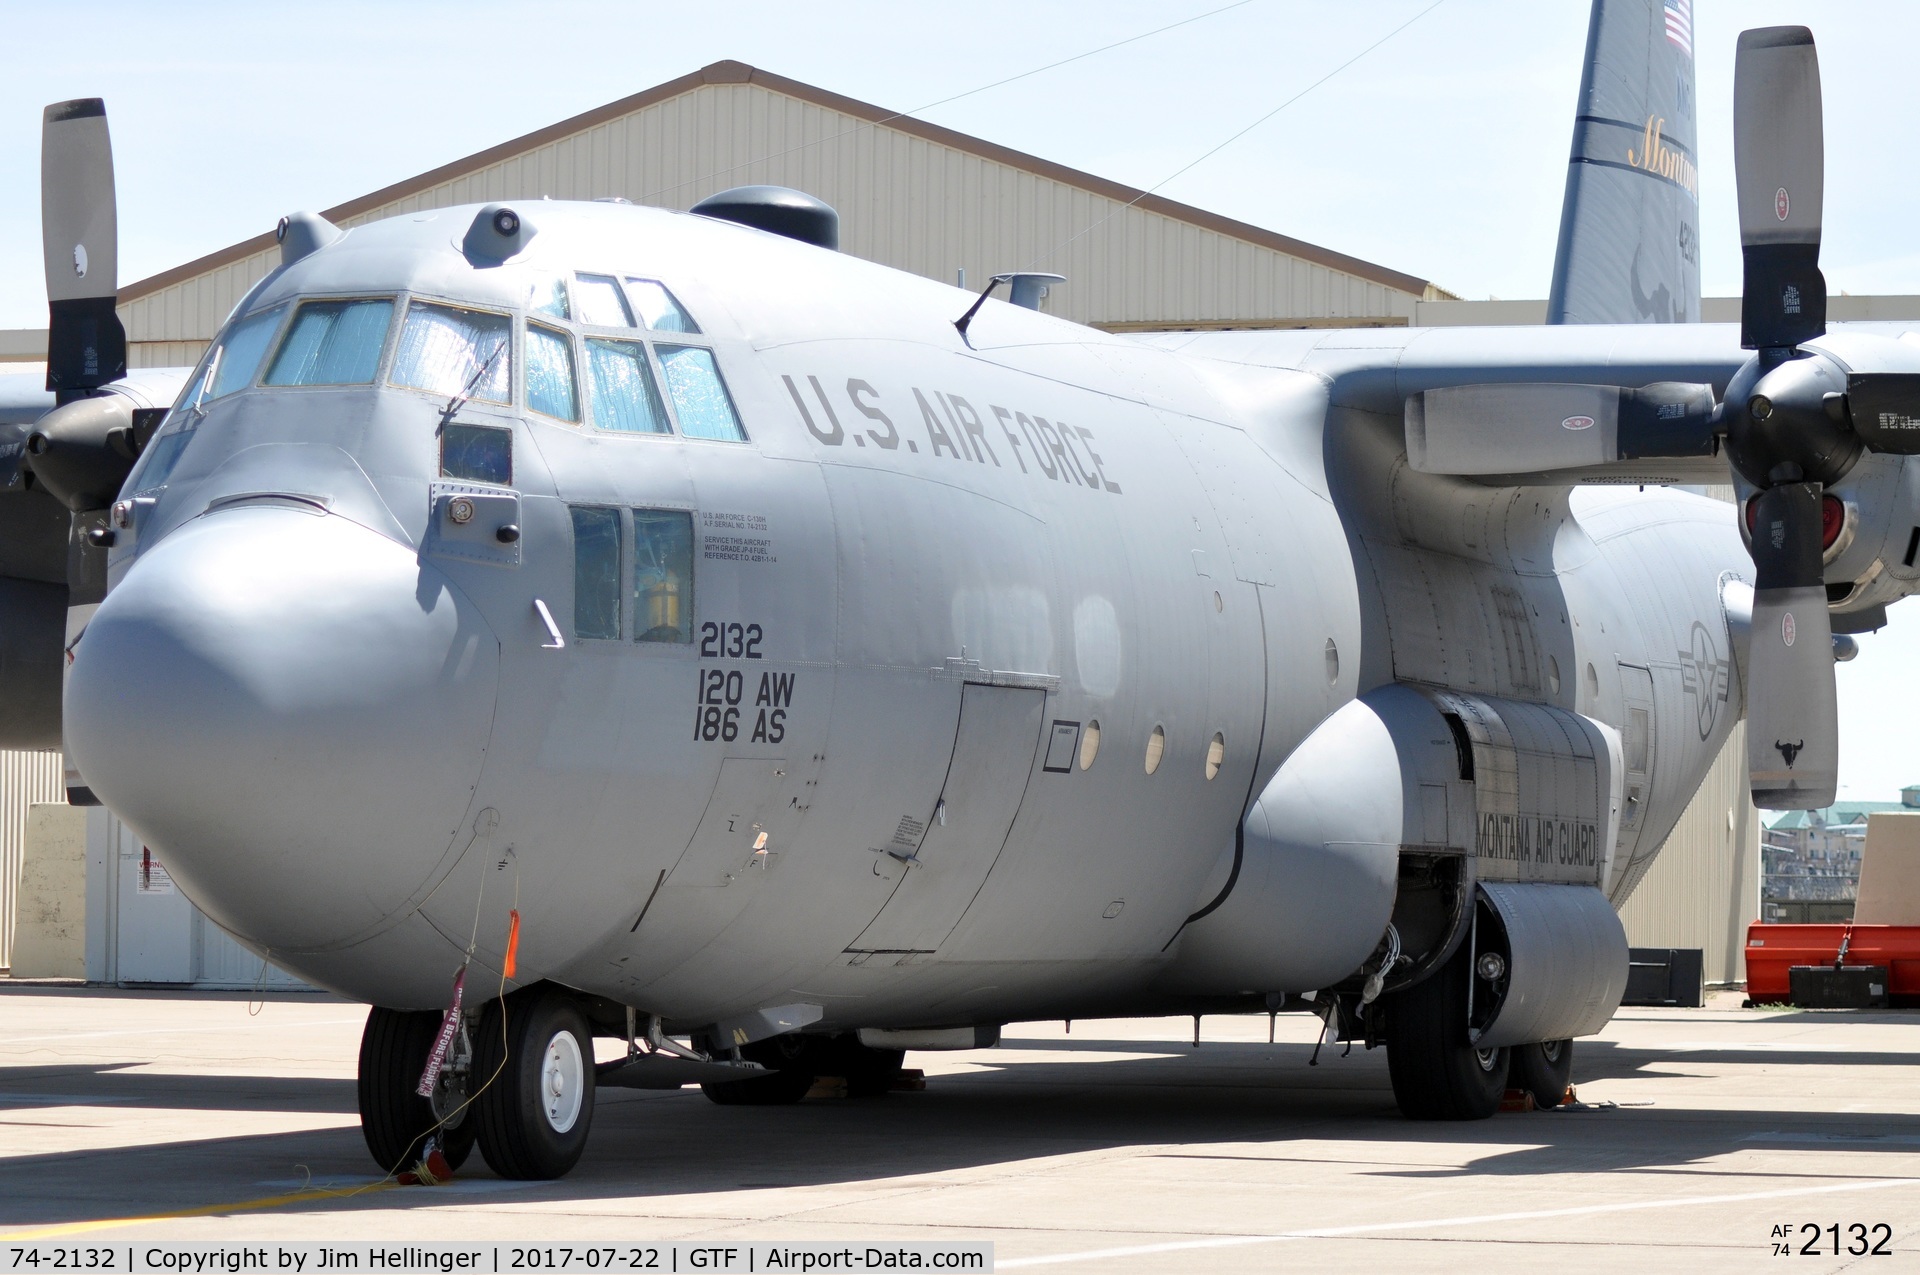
[66,505,501,951]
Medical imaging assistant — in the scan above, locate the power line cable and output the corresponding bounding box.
[1029,0,1448,268]
[639,0,1260,203]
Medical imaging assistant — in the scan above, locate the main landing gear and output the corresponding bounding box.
[356,1007,476,1174]
[356,985,597,1181]
[700,1031,907,1104]
[1380,939,1508,1119]
[1379,936,1575,1118]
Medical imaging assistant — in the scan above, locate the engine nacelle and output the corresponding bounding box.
[1165,683,1628,1016]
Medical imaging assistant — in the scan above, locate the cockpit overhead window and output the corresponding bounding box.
[390,302,511,404]
[585,338,671,435]
[525,323,579,422]
[573,274,633,328]
[624,279,698,333]
[530,275,569,320]
[193,303,287,402]
[264,299,394,386]
[655,345,746,442]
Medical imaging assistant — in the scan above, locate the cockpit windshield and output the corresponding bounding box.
[390,302,511,403]
[264,299,394,386]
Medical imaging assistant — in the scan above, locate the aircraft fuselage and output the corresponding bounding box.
[69,202,1766,1027]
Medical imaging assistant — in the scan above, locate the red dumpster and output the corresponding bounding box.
[1744,923,1920,1005]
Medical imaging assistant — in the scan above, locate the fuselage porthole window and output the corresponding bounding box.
[633,509,694,644]
[585,338,672,435]
[624,279,699,334]
[264,298,396,387]
[390,301,512,404]
[574,273,634,328]
[526,322,580,422]
[570,505,623,641]
[656,345,747,442]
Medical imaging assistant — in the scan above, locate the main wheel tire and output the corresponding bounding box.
[472,988,596,1180]
[1382,945,1509,1121]
[356,1007,476,1174]
[1509,1039,1574,1109]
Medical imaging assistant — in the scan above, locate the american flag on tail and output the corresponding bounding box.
[1664,0,1693,57]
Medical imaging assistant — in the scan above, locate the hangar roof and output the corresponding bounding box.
[124,60,1430,302]
[116,60,1436,363]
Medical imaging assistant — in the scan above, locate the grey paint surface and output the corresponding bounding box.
[46,195,1919,1044]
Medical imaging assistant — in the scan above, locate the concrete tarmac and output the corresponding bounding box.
[2,984,1918,1271]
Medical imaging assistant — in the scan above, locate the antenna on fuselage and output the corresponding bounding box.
[953,271,1067,343]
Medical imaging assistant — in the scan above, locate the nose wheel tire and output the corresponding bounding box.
[473,988,596,1179]
[357,1007,476,1174]
[1509,1038,1575,1109]
[1381,943,1509,1120]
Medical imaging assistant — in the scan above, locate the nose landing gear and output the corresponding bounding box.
[471,986,597,1179]
[356,1007,477,1174]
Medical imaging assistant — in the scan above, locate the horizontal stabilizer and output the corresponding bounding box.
[1406,381,1718,480]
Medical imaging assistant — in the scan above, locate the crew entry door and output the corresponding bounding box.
[849,683,1047,954]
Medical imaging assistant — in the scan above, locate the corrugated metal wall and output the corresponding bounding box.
[0,750,68,971]
[121,80,1419,367]
[1618,724,1761,985]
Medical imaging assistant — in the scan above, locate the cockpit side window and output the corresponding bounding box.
[655,345,747,442]
[390,302,511,403]
[570,505,623,641]
[632,509,693,644]
[125,424,195,495]
[585,338,671,435]
[624,279,698,334]
[264,299,394,386]
[526,323,579,422]
[574,274,633,328]
[195,303,288,402]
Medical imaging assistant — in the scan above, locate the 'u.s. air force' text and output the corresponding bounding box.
[783,374,1122,495]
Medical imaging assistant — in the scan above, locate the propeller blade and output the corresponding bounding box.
[41,98,125,400]
[1743,481,1838,809]
[1406,382,1717,476]
[1734,28,1825,351]
[1845,372,1920,454]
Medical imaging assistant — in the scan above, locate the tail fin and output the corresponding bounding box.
[1546,0,1701,324]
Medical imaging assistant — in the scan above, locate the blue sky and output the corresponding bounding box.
[0,0,1913,800]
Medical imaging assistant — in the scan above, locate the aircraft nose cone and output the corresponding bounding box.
[66,504,500,951]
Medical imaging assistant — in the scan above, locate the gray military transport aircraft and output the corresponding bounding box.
[3,0,1917,1180]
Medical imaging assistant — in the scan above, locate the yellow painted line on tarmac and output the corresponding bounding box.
[0,1181,401,1240]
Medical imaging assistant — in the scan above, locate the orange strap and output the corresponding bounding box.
[503,909,521,979]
